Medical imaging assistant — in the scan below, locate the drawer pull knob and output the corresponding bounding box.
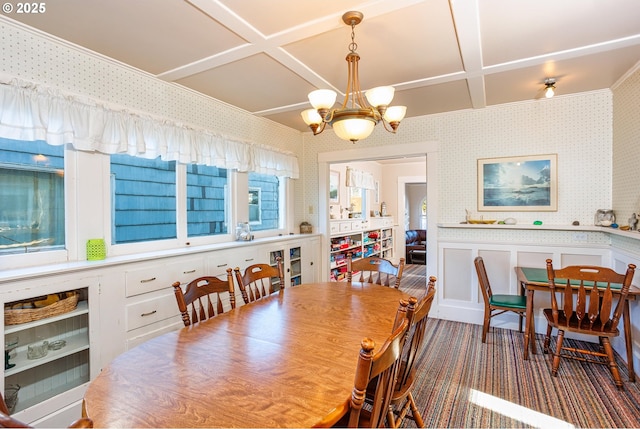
[217,263,228,268]
[183,269,196,274]
[245,258,254,262]
[140,277,157,283]
[141,310,157,317]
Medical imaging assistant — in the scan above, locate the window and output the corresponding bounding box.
[348,187,366,219]
[110,154,177,244]
[420,197,427,229]
[186,164,228,237]
[247,172,280,231]
[0,138,65,254]
[248,187,261,224]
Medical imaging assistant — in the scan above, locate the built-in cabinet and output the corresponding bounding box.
[0,234,320,427]
[329,218,394,281]
[269,239,319,287]
[1,276,100,428]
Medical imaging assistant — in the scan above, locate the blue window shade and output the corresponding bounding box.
[248,172,280,231]
[187,164,228,237]
[0,138,65,254]
[111,155,176,244]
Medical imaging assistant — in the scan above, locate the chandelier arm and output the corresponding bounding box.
[380,119,395,133]
[342,56,355,109]
[353,59,368,108]
[381,117,401,133]
[313,121,328,135]
[324,109,336,123]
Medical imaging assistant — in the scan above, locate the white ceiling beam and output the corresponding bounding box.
[449,0,486,109]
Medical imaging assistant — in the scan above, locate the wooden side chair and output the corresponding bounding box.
[346,254,406,289]
[543,259,636,389]
[387,276,437,428]
[234,257,285,304]
[474,256,527,343]
[343,300,410,428]
[0,393,93,428]
[172,269,236,327]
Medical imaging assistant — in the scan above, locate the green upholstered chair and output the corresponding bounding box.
[474,256,527,343]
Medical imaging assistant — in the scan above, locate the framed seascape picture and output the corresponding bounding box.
[329,170,340,204]
[477,154,557,211]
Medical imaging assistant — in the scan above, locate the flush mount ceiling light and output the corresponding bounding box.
[544,78,556,98]
[301,11,407,143]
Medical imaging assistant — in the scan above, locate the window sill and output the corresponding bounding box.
[0,233,321,284]
[437,223,640,240]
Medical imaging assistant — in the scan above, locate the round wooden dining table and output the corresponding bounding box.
[83,282,410,428]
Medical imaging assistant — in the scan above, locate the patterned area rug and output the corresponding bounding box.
[400,264,640,428]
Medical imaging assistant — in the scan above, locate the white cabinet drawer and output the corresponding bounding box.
[126,319,183,350]
[208,247,259,275]
[339,222,352,232]
[125,258,204,297]
[330,223,340,234]
[126,292,180,331]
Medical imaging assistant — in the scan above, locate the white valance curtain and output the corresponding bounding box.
[345,166,375,190]
[0,76,299,178]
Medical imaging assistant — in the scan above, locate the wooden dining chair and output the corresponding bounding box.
[0,393,93,428]
[234,257,285,304]
[387,276,437,428]
[343,300,410,428]
[172,269,236,327]
[474,256,527,343]
[542,259,636,389]
[346,253,406,289]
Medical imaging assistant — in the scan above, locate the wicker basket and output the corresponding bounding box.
[4,292,79,325]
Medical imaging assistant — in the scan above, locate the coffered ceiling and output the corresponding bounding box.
[5,0,640,133]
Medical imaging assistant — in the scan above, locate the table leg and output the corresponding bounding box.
[623,300,636,382]
[524,288,535,360]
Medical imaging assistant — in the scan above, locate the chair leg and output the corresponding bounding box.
[482,311,491,343]
[551,329,564,376]
[601,337,624,390]
[387,405,397,428]
[393,400,410,428]
[543,324,552,353]
[518,313,523,332]
[407,393,425,428]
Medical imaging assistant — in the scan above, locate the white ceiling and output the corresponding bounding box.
[5,0,640,133]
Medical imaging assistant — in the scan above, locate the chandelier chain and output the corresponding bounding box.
[349,22,358,54]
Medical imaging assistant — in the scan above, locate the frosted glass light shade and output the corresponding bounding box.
[365,86,395,107]
[301,109,322,125]
[332,117,376,142]
[545,86,555,98]
[308,89,337,109]
[383,105,407,123]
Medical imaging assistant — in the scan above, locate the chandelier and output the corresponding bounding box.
[301,11,407,143]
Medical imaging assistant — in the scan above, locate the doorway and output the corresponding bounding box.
[404,182,427,266]
[317,142,438,282]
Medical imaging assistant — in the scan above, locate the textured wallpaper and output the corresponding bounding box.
[0,20,301,153]
[613,67,640,223]
[302,91,614,238]
[3,18,637,247]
